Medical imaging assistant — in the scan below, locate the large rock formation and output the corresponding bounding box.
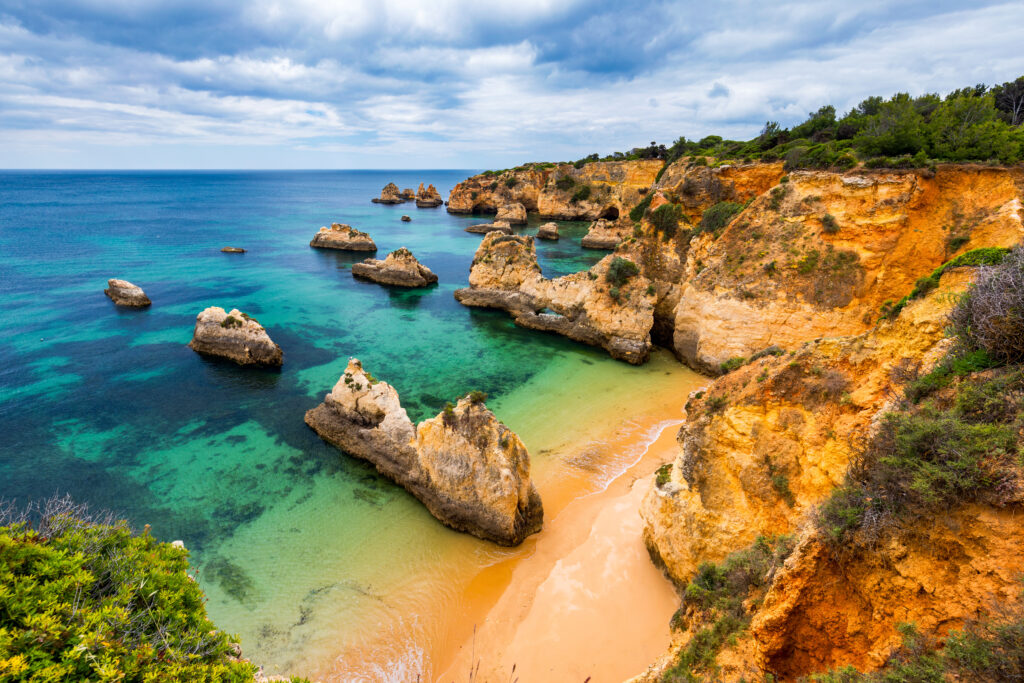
[309,223,377,251]
[351,247,438,287]
[415,183,443,208]
[581,218,629,249]
[371,183,404,204]
[495,202,527,225]
[104,279,151,307]
[304,359,543,545]
[454,232,656,363]
[400,187,416,201]
[536,222,559,240]
[188,307,283,367]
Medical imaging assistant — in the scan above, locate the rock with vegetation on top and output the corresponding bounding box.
[309,223,377,251]
[581,218,628,249]
[304,358,543,545]
[371,182,404,204]
[495,202,527,225]
[465,220,512,235]
[536,222,560,240]
[415,183,444,208]
[401,215,411,222]
[351,247,438,287]
[104,279,151,307]
[187,306,282,367]
[220,246,246,253]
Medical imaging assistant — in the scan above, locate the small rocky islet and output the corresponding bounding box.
[309,223,377,251]
[351,247,438,288]
[371,181,443,207]
[304,358,543,545]
[187,306,283,368]
[104,278,151,307]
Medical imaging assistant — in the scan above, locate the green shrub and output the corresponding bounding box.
[570,185,592,203]
[504,177,518,188]
[649,203,684,238]
[821,213,840,234]
[555,175,576,191]
[797,249,820,274]
[697,201,744,236]
[442,401,456,427]
[466,390,488,404]
[705,396,728,414]
[656,464,672,487]
[605,257,639,287]
[719,357,747,374]
[220,315,242,328]
[629,193,653,222]
[0,497,261,682]
[949,246,1024,363]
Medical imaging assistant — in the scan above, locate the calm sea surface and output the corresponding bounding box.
[0,170,695,680]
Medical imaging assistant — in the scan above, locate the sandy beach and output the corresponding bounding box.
[435,416,691,682]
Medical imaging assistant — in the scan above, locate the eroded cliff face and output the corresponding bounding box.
[454,232,655,363]
[446,160,662,220]
[671,165,1024,372]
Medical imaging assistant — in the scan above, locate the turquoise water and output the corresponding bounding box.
[0,171,695,680]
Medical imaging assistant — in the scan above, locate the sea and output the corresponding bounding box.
[0,170,698,681]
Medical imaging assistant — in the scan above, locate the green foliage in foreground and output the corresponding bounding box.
[662,535,795,682]
[0,497,310,682]
[605,257,639,287]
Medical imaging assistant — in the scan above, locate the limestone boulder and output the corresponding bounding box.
[188,307,282,367]
[465,221,512,235]
[496,202,527,225]
[536,222,559,240]
[351,247,438,288]
[581,218,628,250]
[104,279,151,307]
[371,182,404,204]
[309,223,377,251]
[415,183,444,208]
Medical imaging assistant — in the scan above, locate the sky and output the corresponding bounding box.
[1,0,1023,169]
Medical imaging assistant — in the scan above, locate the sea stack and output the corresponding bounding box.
[305,359,543,545]
[465,220,513,235]
[188,307,283,368]
[309,223,377,251]
[351,247,438,288]
[371,183,404,204]
[415,183,444,208]
[104,279,151,307]
[495,202,527,225]
[536,222,560,240]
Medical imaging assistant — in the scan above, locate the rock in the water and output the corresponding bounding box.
[415,182,444,208]
[401,215,412,222]
[400,187,416,200]
[536,222,560,240]
[305,359,543,545]
[371,182,404,204]
[188,306,283,367]
[351,247,438,288]
[581,218,628,249]
[220,246,246,253]
[496,202,527,225]
[104,279,151,307]
[465,220,512,235]
[309,223,377,251]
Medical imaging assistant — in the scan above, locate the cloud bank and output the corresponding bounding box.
[1,0,1022,168]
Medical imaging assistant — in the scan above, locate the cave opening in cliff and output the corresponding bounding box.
[600,206,619,220]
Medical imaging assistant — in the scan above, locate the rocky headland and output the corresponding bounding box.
[309,223,377,251]
[187,306,283,368]
[304,359,543,545]
[351,247,438,287]
[104,278,151,307]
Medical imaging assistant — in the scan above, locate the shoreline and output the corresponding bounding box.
[433,411,698,681]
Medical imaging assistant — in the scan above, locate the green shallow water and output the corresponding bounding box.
[0,171,699,681]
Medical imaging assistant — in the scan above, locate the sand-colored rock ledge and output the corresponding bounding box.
[465,221,512,235]
[309,223,377,251]
[351,247,438,288]
[188,306,283,367]
[305,359,543,545]
[104,279,151,307]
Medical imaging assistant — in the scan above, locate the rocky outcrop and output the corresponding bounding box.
[400,187,416,201]
[188,307,282,367]
[351,247,438,287]
[371,182,404,204]
[220,246,245,253]
[446,160,662,221]
[309,223,377,251]
[401,215,411,222]
[104,279,151,307]
[454,232,656,363]
[581,218,629,249]
[536,222,559,240]
[415,183,443,208]
[465,221,512,235]
[495,202,527,225]
[304,359,543,545]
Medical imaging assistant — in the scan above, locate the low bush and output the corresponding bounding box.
[570,185,592,203]
[605,257,639,287]
[649,203,684,238]
[949,246,1024,363]
[821,213,840,234]
[555,175,576,191]
[697,201,744,236]
[656,464,672,487]
[719,357,747,374]
[629,193,654,222]
[504,177,518,188]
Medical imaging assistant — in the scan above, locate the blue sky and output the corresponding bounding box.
[1,0,1023,169]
